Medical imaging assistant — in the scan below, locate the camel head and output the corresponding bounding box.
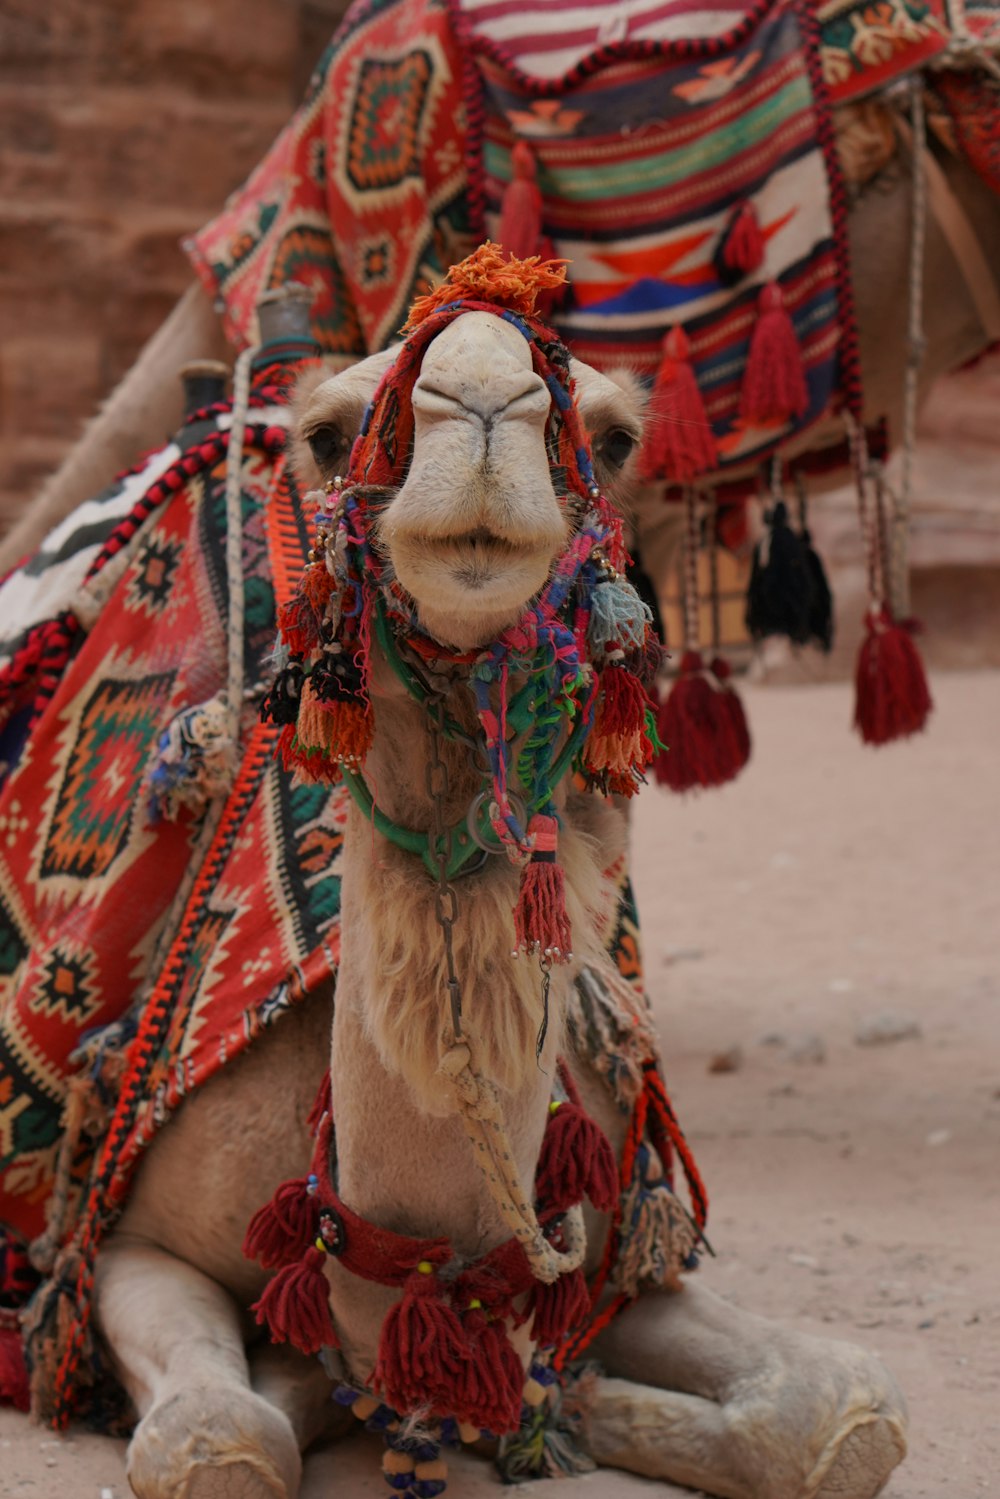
[294,283,643,651]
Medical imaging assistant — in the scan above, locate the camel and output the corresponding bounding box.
[89,269,907,1499]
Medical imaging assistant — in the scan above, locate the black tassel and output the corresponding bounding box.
[745,500,815,646]
[261,659,305,725]
[309,650,364,703]
[801,522,834,653]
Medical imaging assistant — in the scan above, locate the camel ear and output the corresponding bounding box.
[291,347,399,489]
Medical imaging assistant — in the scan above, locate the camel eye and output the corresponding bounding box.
[599,428,636,470]
[307,424,350,471]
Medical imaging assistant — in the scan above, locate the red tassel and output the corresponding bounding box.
[244,1178,319,1270]
[708,656,751,768]
[459,1306,525,1433]
[277,723,341,785]
[654,650,749,792]
[528,1267,591,1347]
[717,200,764,279]
[740,282,808,425]
[252,1246,338,1356]
[0,1327,30,1413]
[854,609,933,745]
[500,141,543,260]
[374,1264,473,1416]
[535,1101,618,1214]
[513,814,573,961]
[277,592,323,656]
[583,665,654,790]
[638,327,717,484]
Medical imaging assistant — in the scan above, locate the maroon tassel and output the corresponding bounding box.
[244,1178,319,1270]
[654,650,749,792]
[854,609,933,745]
[535,1101,618,1214]
[459,1306,525,1433]
[639,327,717,484]
[252,1246,338,1356]
[709,656,751,768]
[528,1267,591,1347]
[374,1264,473,1415]
[717,200,765,280]
[0,1327,29,1413]
[513,814,572,962]
[741,282,808,425]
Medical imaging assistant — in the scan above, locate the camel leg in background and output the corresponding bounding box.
[0,282,229,575]
[581,1281,907,1499]
[94,1238,310,1499]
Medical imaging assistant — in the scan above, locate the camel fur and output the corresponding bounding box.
[91,308,907,1499]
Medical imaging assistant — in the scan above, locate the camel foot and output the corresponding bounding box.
[126,1384,301,1499]
[811,1412,907,1499]
[584,1284,907,1499]
[579,1371,905,1499]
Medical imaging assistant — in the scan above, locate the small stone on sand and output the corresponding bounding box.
[708,1045,743,1074]
[854,1011,923,1046]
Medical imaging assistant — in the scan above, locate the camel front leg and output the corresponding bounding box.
[95,1237,303,1499]
[579,1282,907,1499]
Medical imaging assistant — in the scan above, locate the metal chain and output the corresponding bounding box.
[426,698,464,1038]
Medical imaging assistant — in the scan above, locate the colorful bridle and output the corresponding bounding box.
[262,247,662,964]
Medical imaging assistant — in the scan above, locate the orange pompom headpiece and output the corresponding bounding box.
[402,242,569,331]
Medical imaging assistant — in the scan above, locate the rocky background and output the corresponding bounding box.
[0,0,349,534]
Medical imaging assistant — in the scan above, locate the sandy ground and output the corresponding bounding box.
[2,669,998,1499]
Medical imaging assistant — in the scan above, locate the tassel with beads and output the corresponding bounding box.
[854,608,932,745]
[654,651,748,792]
[741,283,808,425]
[252,1246,338,1356]
[373,1262,473,1416]
[638,327,717,484]
[528,1266,591,1347]
[513,814,572,962]
[243,1177,319,1270]
[535,1100,618,1214]
[715,200,765,283]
